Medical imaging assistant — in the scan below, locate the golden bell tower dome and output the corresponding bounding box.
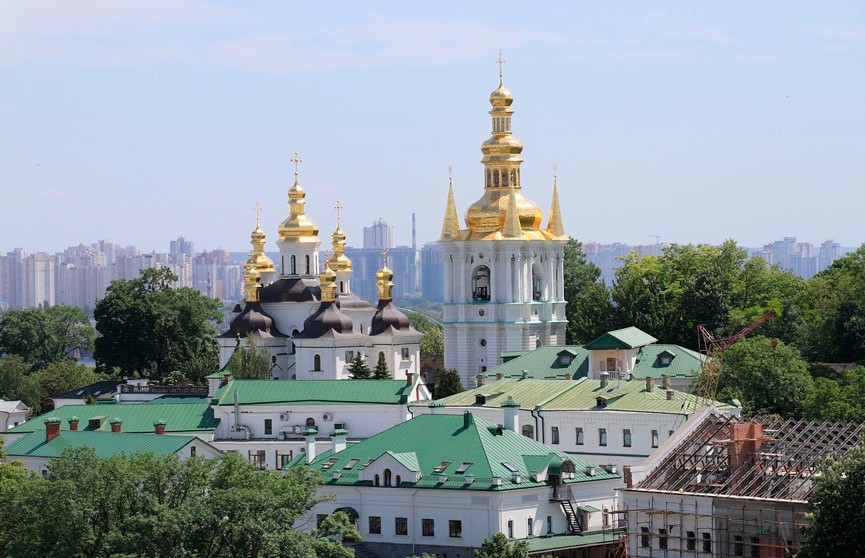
[278,153,320,243]
[463,52,546,240]
[327,201,352,273]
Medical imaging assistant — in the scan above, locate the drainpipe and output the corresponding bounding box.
[536,405,546,444]
[530,407,539,441]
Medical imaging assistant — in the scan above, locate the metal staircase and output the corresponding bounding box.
[560,500,583,534]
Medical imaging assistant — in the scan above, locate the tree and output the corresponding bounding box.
[347,353,371,379]
[563,238,615,343]
[801,447,865,558]
[434,368,464,399]
[0,448,359,558]
[802,366,865,422]
[373,352,390,379]
[408,313,444,357]
[94,267,221,380]
[20,360,101,414]
[0,306,95,372]
[716,336,813,417]
[229,337,273,380]
[0,355,28,401]
[477,532,529,558]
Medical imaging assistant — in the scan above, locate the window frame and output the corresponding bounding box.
[448,519,462,538]
[551,426,560,445]
[576,427,584,445]
[599,427,608,447]
[395,517,408,536]
[421,518,435,537]
[368,516,381,535]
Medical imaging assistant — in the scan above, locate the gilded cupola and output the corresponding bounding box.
[375,251,394,301]
[327,201,353,273]
[278,153,320,243]
[243,253,262,302]
[248,202,276,275]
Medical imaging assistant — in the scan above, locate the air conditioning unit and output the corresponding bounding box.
[322,413,331,421]
[279,413,289,422]
[293,425,305,434]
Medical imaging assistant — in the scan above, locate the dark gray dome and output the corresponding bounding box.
[219,302,286,339]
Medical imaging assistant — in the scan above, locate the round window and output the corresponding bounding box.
[478,309,485,316]
[480,339,487,347]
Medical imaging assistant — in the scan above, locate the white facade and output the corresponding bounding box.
[0,400,29,430]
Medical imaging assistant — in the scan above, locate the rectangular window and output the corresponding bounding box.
[703,532,712,553]
[640,527,649,548]
[395,517,408,536]
[606,357,617,373]
[599,428,607,446]
[687,531,696,551]
[190,446,196,456]
[401,347,410,361]
[345,351,354,362]
[551,426,560,445]
[546,515,553,535]
[599,360,606,372]
[734,535,744,556]
[576,427,584,445]
[623,428,632,447]
[449,520,462,538]
[422,518,435,537]
[603,507,610,527]
[264,419,272,436]
[507,519,514,538]
[659,528,668,550]
[368,516,381,535]
[276,451,293,469]
[527,517,533,537]
[248,450,266,470]
[651,429,659,448]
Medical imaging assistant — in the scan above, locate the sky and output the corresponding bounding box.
[1,1,863,254]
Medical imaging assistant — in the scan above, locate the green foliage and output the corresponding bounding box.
[347,353,371,379]
[408,312,444,356]
[716,336,813,417]
[94,267,221,380]
[476,532,529,558]
[0,448,357,558]
[801,447,865,558]
[397,299,442,323]
[229,337,273,380]
[0,355,28,401]
[372,352,390,379]
[802,366,865,421]
[563,238,615,343]
[0,305,95,372]
[22,360,102,414]
[434,368,464,399]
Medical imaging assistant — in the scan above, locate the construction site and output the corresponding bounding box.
[618,413,864,557]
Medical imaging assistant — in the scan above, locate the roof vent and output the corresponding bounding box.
[511,474,522,484]
[465,475,476,485]
[586,466,596,476]
[666,390,674,400]
[605,464,618,474]
[596,396,607,408]
[438,475,448,483]
[492,477,502,486]
[520,370,529,380]
[475,394,486,405]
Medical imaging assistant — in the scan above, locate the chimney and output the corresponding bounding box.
[154,420,166,435]
[222,372,231,384]
[623,465,634,488]
[520,370,529,380]
[89,417,103,430]
[110,418,122,433]
[496,372,503,381]
[304,427,318,464]
[45,418,61,442]
[406,372,413,386]
[729,421,763,472]
[502,396,520,433]
[645,377,655,391]
[666,390,674,400]
[68,416,79,431]
[463,411,474,429]
[662,374,671,390]
[330,426,348,454]
[476,374,486,387]
[600,372,609,388]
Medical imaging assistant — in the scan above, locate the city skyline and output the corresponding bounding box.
[2,2,864,253]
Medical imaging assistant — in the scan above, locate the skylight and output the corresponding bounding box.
[502,462,520,473]
[433,461,451,473]
[344,458,359,470]
[358,459,374,470]
[455,462,473,474]
[321,457,340,470]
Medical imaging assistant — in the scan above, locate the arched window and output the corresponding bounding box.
[531,263,544,301]
[374,474,380,487]
[384,468,392,487]
[472,266,491,302]
[511,169,517,186]
[493,169,500,187]
[340,281,345,293]
[306,417,316,427]
[522,424,534,439]
[305,255,310,275]
[502,168,509,186]
[396,474,401,487]
[313,354,321,371]
[379,351,385,361]
[290,255,296,275]
[486,170,492,187]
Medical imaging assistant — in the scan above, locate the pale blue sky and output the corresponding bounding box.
[1,1,863,254]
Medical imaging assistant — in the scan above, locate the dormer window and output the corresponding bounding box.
[658,350,676,366]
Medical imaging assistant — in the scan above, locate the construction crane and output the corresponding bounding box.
[694,310,776,403]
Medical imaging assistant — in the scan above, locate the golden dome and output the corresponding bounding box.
[249,214,275,274]
[243,254,262,302]
[319,263,337,302]
[465,188,543,239]
[327,203,352,272]
[375,251,394,301]
[278,158,320,243]
[489,84,514,107]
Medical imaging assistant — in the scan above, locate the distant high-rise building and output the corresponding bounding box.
[388,246,418,300]
[420,242,444,302]
[170,237,195,258]
[21,252,55,308]
[818,240,842,272]
[362,219,394,250]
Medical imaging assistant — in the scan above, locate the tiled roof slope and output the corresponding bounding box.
[4,403,218,435]
[429,378,731,414]
[213,379,414,406]
[4,430,209,459]
[298,413,618,491]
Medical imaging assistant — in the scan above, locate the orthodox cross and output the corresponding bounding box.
[496,50,506,84]
[448,165,453,186]
[290,152,303,177]
[253,201,262,228]
[334,200,343,227]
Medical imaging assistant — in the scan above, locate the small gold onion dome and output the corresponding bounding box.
[249,224,275,274]
[278,177,320,242]
[319,263,337,302]
[375,252,394,301]
[328,227,352,272]
[243,260,262,302]
[489,83,514,107]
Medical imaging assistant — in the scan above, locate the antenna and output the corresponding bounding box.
[650,235,662,245]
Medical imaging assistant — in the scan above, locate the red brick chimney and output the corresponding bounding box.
[68,416,79,431]
[154,420,166,435]
[406,372,413,386]
[729,421,763,472]
[45,418,61,442]
[109,418,122,433]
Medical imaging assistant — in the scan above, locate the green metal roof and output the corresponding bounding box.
[485,346,591,380]
[4,403,219,435]
[526,530,623,553]
[4,430,209,459]
[631,344,706,379]
[144,396,212,405]
[585,327,658,350]
[213,379,415,406]
[428,378,729,414]
[296,413,618,491]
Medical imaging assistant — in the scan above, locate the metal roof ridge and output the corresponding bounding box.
[536,378,590,409]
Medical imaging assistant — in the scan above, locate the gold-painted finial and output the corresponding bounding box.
[502,182,523,239]
[334,200,343,228]
[290,152,303,179]
[253,201,262,228]
[546,167,566,238]
[440,169,461,241]
[496,50,506,86]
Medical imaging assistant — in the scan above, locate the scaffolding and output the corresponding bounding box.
[619,414,864,557]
